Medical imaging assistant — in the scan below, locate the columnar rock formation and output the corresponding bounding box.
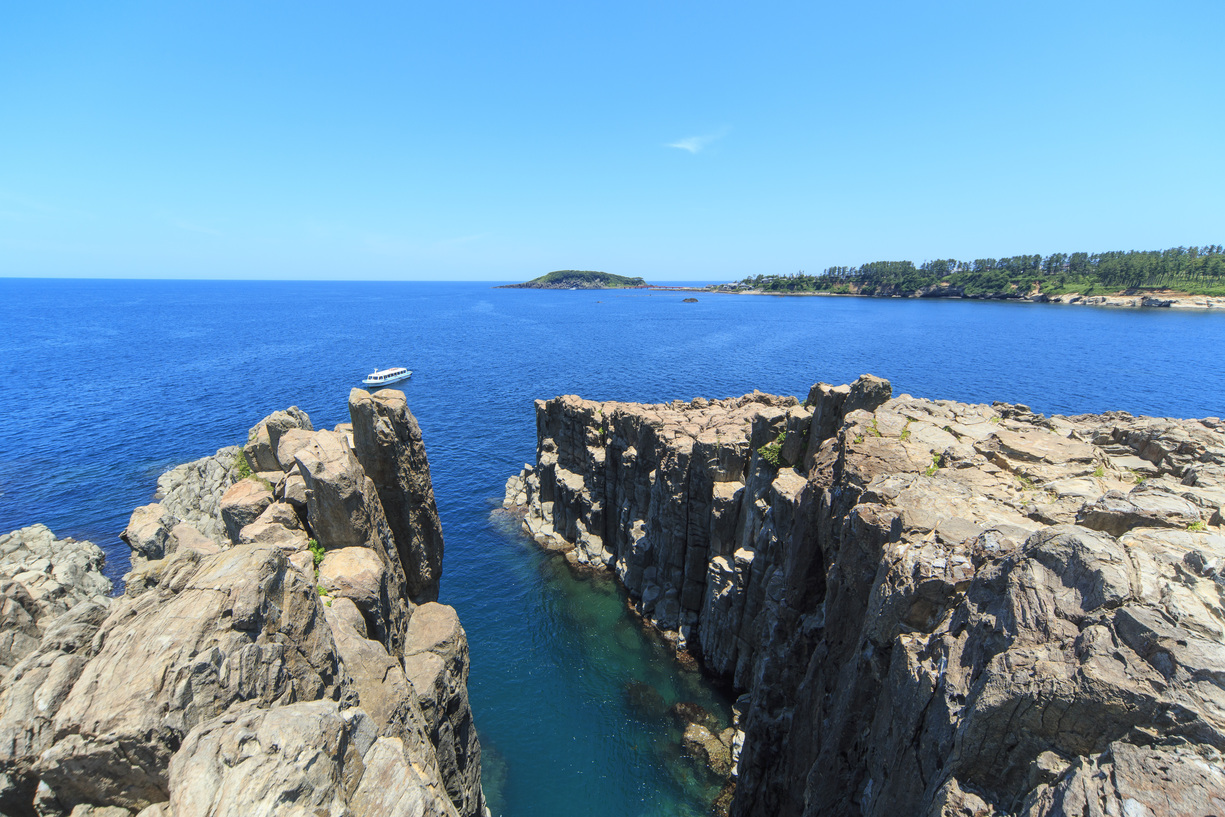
[505,377,1225,816]
[0,389,482,817]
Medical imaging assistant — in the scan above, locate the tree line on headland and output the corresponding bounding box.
[738,246,1225,297]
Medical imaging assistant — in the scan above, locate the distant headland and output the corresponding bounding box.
[697,245,1225,307]
[497,270,648,289]
[494,247,1225,309]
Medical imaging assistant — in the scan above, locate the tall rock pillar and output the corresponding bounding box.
[348,388,446,603]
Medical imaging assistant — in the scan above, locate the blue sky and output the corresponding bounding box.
[2,1,1221,281]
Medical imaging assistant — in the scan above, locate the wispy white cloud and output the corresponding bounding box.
[667,128,728,154]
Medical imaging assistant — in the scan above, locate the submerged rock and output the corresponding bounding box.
[682,722,732,777]
[623,679,667,720]
[669,700,720,733]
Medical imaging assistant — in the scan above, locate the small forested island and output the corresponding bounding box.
[498,270,648,289]
[711,245,1225,305]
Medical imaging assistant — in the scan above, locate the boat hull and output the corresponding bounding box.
[363,371,412,387]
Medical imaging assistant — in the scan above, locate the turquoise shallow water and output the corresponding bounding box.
[1,279,1223,815]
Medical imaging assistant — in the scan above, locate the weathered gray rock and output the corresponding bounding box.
[236,501,309,551]
[0,600,110,817]
[167,523,218,557]
[294,431,384,551]
[236,520,309,552]
[152,446,244,545]
[275,427,316,473]
[842,373,893,416]
[0,578,42,680]
[35,545,348,811]
[319,548,384,613]
[349,735,460,817]
[0,525,110,676]
[280,470,308,517]
[1020,741,1225,817]
[349,388,446,603]
[506,377,1225,817]
[263,408,314,456]
[166,699,456,817]
[1076,484,1203,535]
[323,597,419,735]
[0,526,111,814]
[67,806,133,817]
[243,424,280,474]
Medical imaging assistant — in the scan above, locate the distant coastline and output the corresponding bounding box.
[644,284,1225,309]
[498,246,1225,308]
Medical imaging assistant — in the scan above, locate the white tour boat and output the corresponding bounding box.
[363,366,412,387]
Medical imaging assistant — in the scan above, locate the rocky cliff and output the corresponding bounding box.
[504,377,1225,816]
[0,388,483,817]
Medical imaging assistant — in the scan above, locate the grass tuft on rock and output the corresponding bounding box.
[233,450,252,480]
[757,432,786,468]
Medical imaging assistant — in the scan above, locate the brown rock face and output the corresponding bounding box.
[243,406,313,474]
[506,377,1225,817]
[120,504,171,566]
[293,428,413,659]
[349,388,446,603]
[218,478,274,544]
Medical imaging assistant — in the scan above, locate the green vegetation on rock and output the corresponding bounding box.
[499,270,648,289]
[758,432,786,468]
[233,450,252,479]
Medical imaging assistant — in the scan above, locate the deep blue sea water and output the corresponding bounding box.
[1,279,1223,815]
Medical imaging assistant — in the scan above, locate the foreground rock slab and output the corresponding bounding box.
[506,377,1225,817]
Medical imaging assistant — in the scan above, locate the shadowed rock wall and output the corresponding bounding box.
[506,376,1225,817]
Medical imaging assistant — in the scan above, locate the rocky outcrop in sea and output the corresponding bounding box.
[0,388,482,817]
[504,376,1225,816]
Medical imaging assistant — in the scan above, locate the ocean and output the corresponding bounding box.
[2,279,1222,816]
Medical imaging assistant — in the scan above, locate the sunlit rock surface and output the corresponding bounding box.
[0,392,483,817]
